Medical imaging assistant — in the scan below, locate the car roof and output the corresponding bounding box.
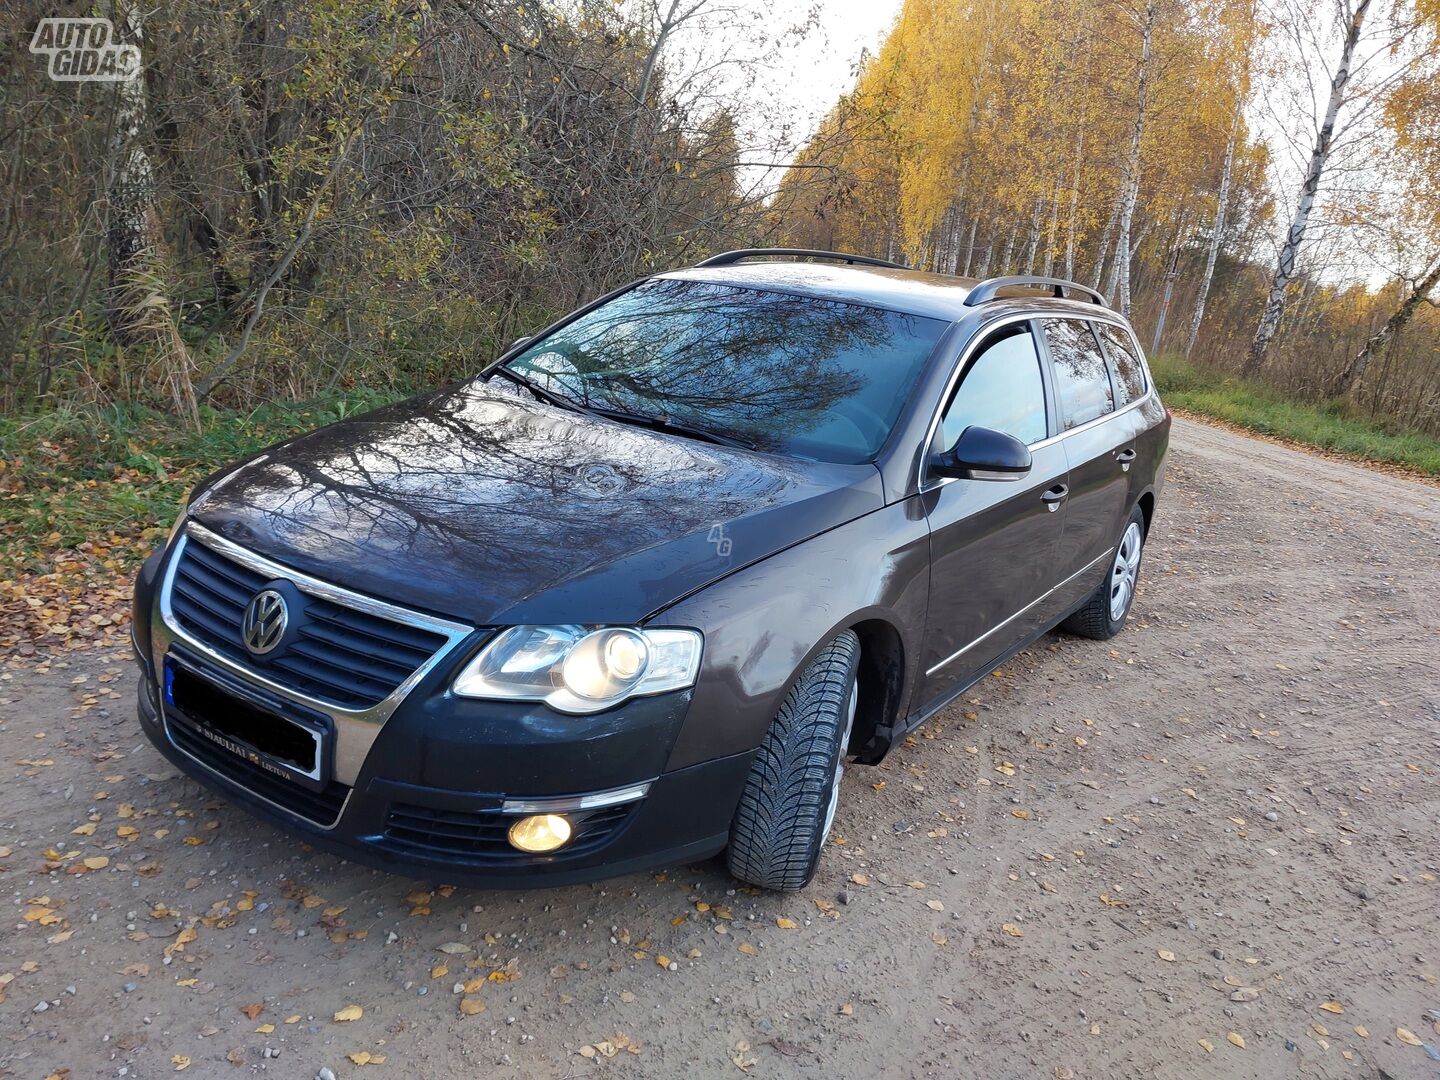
[658,261,1123,326]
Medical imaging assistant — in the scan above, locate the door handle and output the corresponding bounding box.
[1041,484,1069,512]
[1115,448,1137,464]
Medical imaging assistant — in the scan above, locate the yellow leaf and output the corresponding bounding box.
[460,996,486,1016]
[432,963,449,979]
[333,1004,363,1022]
[1011,809,1031,820]
[255,1024,274,1034]
[1001,923,1024,938]
[172,1056,191,1070]
[1157,948,1177,962]
[349,1052,373,1065]
[1318,1001,1345,1014]
[926,900,945,912]
[1397,1028,1422,1046]
[775,917,798,929]
[1353,1025,1369,1038]
[1226,1032,1245,1049]
[71,823,96,836]
[695,901,710,913]
[1198,1039,1214,1052]
[849,873,870,887]
[655,954,672,967]
[83,856,109,870]
[738,942,758,956]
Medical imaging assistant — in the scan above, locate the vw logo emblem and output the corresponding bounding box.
[241,589,288,656]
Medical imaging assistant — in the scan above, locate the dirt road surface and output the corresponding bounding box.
[3,417,1438,1080]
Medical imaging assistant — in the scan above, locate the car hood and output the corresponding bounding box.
[188,379,884,625]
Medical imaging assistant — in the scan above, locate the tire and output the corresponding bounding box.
[726,631,860,891]
[1062,506,1146,640]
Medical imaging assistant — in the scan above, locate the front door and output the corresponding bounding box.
[919,320,1068,708]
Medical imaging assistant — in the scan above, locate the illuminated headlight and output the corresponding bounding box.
[452,625,702,714]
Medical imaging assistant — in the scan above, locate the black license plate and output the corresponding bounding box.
[164,658,330,791]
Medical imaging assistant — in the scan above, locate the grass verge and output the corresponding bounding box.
[1,390,400,579]
[1149,354,1440,477]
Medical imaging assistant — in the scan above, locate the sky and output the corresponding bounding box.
[676,0,906,192]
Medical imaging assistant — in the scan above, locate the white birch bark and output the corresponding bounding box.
[1244,0,1371,376]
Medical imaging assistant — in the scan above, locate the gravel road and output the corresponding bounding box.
[3,417,1438,1080]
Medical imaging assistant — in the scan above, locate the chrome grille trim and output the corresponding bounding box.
[152,522,476,786]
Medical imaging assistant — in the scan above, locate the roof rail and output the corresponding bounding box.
[963,275,1109,308]
[695,248,908,271]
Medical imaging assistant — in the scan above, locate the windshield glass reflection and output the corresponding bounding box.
[502,279,948,463]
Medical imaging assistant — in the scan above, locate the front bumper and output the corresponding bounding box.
[131,533,752,888]
[136,672,749,888]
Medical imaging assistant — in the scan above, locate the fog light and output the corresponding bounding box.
[507,813,572,853]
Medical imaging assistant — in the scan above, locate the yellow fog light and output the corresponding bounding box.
[507,813,572,853]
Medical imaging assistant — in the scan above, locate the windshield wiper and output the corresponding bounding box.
[493,366,592,414]
[586,406,756,451]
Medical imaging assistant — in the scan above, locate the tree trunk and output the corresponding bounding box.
[1041,181,1061,277]
[1023,200,1043,274]
[1115,0,1155,319]
[1329,260,1440,396]
[1092,199,1120,291]
[1150,220,1186,351]
[962,216,979,277]
[1184,111,1238,358]
[1243,0,1371,376]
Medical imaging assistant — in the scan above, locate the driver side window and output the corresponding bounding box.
[937,324,1049,451]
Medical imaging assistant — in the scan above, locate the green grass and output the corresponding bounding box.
[1149,354,1440,476]
[0,389,401,576]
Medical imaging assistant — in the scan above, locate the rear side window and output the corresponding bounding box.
[937,324,1048,450]
[1095,322,1147,405]
[1043,319,1114,429]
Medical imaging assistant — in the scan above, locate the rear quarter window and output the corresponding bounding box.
[1095,322,1148,406]
[1042,319,1114,429]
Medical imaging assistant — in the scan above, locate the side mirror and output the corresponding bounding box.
[506,336,532,354]
[929,425,1032,481]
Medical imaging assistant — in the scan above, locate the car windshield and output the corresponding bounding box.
[499,278,949,463]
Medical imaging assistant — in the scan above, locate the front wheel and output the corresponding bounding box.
[1061,507,1146,640]
[726,631,860,891]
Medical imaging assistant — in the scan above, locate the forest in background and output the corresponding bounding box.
[775,0,1440,436]
[2,0,1439,434]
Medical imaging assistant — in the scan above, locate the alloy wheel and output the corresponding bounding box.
[1109,521,1144,622]
[820,682,859,845]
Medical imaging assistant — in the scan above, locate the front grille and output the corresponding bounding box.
[383,801,634,862]
[169,537,449,710]
[167,710,350,827]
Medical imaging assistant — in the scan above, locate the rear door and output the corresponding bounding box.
[919,320,1068,707]
[1039,318,1131,607]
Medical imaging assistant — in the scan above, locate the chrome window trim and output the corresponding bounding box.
[924,547,1114,677]
[916,309,1155,493]
[151,522,476,786]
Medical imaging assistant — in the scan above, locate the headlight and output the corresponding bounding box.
[452,625,702,714]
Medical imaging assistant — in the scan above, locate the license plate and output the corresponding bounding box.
[164,657,330,791]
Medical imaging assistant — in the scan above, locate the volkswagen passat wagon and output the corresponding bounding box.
[132,249,1169,890]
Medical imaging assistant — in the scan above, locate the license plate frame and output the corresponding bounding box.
[163,654,332,792]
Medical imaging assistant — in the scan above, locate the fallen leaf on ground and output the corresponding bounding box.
[239,1003,263,1020]
[1157,949,1177,962]
[775,917,798,929]
[1226,1032,1245,1049]
[333,1005,363,1022]
[738,942,758,956]
[1001,923,1024,938]
[926,900,944,912]
[460,996,485,1016]
[1198,1039,1214,1052]
[171,1056,190,1071]
[1397,1028,1422,1046]
[1318,1001,1345,1014]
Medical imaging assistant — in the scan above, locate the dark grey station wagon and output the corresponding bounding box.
[132,249,1170,891]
